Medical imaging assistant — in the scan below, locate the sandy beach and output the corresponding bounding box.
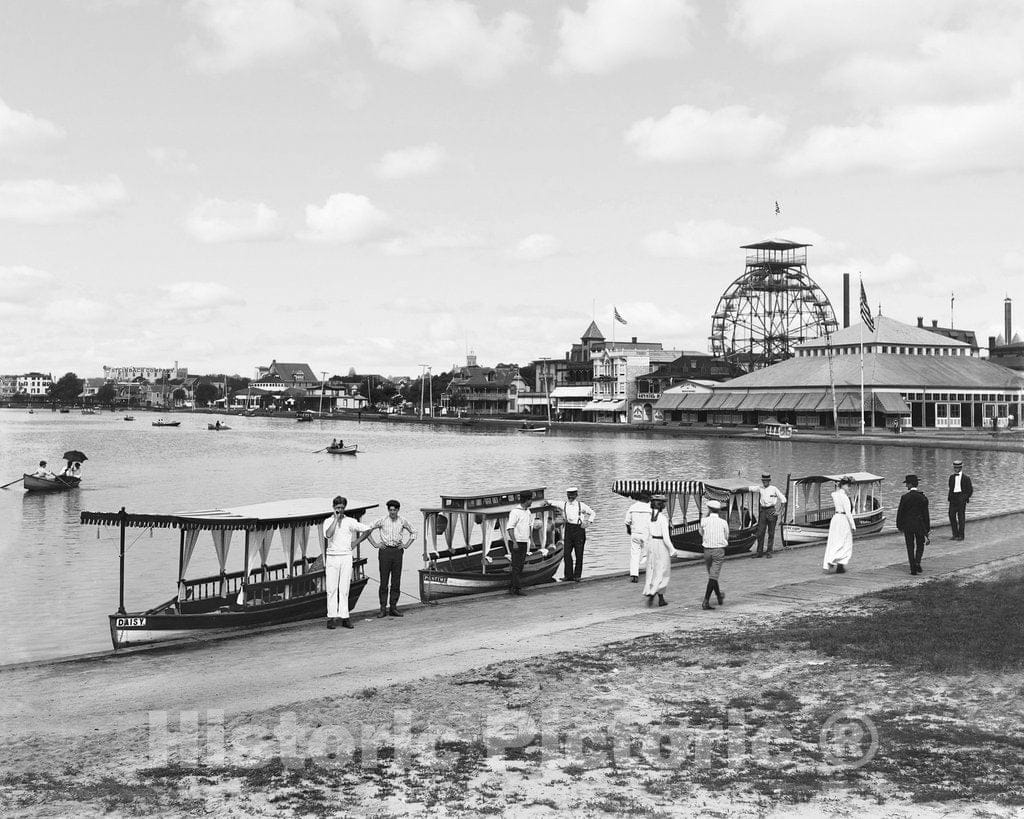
[2,512,1024,817]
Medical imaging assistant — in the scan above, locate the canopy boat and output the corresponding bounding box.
[762,418,794,439]
[207,423,231,430]
[23,474,80,492]
[780,472,885,546]
[326,444,358,455]
[81,497,379,650]
[152,420,181,427]
[81,408,97,415]
[296,412,314,422]
[419,487,564,601]
[612,478,761,557]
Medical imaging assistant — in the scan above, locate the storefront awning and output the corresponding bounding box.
[655,392,711,411]
[582,400,626,413]
[736,393,781,411]
[771,392,805,411]
[794,393,828,411]
[550,386,593,399]
[873,392,911,415]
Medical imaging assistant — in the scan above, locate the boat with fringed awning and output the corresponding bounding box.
[81,497,378,650]
[612,478,760,557]
[780,472,885,546]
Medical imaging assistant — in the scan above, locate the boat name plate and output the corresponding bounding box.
[115,617,147,628]
[423,574,449,584]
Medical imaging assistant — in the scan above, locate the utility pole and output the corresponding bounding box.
[539,357,552,425]
[318,371,327,416]
[418,364,429,420]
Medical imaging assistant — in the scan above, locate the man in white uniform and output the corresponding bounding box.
[506,491,535,596]
[623,491,652,583]
[749,472,786,558]
[323,495,378,630]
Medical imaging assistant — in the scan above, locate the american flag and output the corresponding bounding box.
[613,307,627,325]
[860,281,875,332]
[774,201,781,215]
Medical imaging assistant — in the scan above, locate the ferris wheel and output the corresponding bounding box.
[709,240,838,372]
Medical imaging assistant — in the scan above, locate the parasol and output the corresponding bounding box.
[62,450,88,463]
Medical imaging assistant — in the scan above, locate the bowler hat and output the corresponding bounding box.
[903,474,918,486]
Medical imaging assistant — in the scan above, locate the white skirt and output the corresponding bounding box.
[822,514,854,568]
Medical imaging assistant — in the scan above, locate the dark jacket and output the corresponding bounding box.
[947,473,973,503]
[896,489,930,534]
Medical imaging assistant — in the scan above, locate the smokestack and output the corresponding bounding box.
[842,273,850,328]
[1006,297,1012,345]
[989,336,997,354]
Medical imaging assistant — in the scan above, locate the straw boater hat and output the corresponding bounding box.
[707,500,722,511]
[650,494,667,505]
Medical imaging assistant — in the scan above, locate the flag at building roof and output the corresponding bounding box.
[860,280,875,332]
[775,200,781,215]
[613,307,627,325]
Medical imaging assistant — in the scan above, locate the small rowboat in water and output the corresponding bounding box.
[517,425,548,433]
[418,487,564,601]
[326,445,358,455]
[152,420,181,427]
[208,423,231,430]
[81,497,379,650]
[23,474,81,492]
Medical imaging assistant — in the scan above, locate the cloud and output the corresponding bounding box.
[0,176,128,224]
[0,265,54,305]
[374,143,447,179]
[185,198,283,243]
[147,146,198,174]
[641,219,752,259]
[778,86,1024,174]
[347,0,532,84]
[380,226,483,256]
[511,233,561,261]
[553,0,697,74]
[43,297,113,326]
[183,0,339,72]
[158,281,246,309]
[0,96,64,149]
[299,192,390,243]
[1001,251,1024,271]
[625,105,786,162]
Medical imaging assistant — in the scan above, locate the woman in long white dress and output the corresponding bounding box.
[823,476,856,573]
[643,494,678,605]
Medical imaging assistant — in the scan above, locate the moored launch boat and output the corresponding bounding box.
[152,419,181,427]
[81,497,378,650]
[780,472,885,546]
[418,487,563,601]
[762,418,794,439]
[612,478,761,557]
[23,474,81,492]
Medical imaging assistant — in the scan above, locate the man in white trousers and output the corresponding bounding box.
[624,491,652,583]
[323,495,378,630]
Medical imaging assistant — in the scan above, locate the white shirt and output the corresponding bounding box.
[562,499,595,525]
[507,506,533,542]
[648,510,671,540]
[323,515,370,556]
[700,514,730,550]
[953,473,963,492]
[624,501,652,538]
[750,484,786,508]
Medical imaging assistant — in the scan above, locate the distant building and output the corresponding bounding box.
[914,316,979,353]
[589,345,681,424]
[81,377,107,398]
[988,297,1024,372]
[0,374,16,398]
[16,372,53,396]
[103,364,187,381]
[633,353,740,422]
[253,360,319,389]
[447,355,527,415]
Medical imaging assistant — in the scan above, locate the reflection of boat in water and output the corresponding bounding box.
[418,488,563,601]
[612,478,760,557]
[326,445,358,455]
[781,472,885,546]
[208,423,231,430]
[762,418,794,439]
[81,497,378,650]
[23,474,81,492]
[152,419,181,427]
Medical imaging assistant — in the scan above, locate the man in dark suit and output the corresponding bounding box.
[896,474,930,575]
[947,459,973,541]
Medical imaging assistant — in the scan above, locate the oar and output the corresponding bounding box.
[312,447,328,453]
[1,476,24,489]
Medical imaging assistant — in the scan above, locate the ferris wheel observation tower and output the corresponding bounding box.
[709,239,838,373]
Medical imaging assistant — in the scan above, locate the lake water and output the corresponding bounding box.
[2,410,1020,663]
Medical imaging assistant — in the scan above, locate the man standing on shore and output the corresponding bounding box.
[370,499,415,618]
[506,491,534,596]
[624,491,652,583]
[896,474,930,575]
[323,496,378,630]
[700,500,729,610]
[561,486,595,582]
[750,473,786,558]
[947,460,973,541]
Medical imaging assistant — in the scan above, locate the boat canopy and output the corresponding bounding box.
[81,497,379,532]
[612,477,756,498]
[792,472,884,485]
[424,487,548,513]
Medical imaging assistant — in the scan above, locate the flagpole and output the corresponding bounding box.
[611,308,615,344]
[826,329,839,438]
[859,276,866,436]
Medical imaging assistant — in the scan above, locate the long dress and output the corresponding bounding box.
[822,488,855,569]
[643,511,678,595]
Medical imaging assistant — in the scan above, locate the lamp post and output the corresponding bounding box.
[539,357,552,425]
[318,371,327,416]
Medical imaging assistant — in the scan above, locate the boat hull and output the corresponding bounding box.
[418,544,563,601]
[23,474,80,492]
[108,578,369,649]
[670,526,757,558]
[326,446,358,455]
[207,424,231,430]
[782,513,886,545]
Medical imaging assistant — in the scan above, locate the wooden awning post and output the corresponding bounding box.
[117,507,127,615]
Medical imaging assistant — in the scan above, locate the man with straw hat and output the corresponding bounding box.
[700,500,730,610]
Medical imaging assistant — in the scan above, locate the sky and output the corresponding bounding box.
[1,0,1022,379]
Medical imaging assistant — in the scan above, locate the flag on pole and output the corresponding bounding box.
[859,281,875,332]
[613,307,627,325]
[774,201,781,215]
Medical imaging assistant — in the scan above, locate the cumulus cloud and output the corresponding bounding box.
[642,219,752,259]
[553,0,697,74]
[0,97,64,149]
[158,281,246,309]
[299,192,390,243]
[0,176,128,224]
[347,0,532,84]
[625,105,786,162]
[185,198,283,243]
[0,265,54,305]
[511,233,561,261]
[778,86,1024,175]
[184,0,338,72]
[374,143,447,179]
[380,226,483,256]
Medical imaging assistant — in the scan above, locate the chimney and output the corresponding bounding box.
[917,317,924,327]
[1006,297,1012,345]
[932,320,938,328]
[989,335,997,354]
[631,336,637,343]
[842,273,850,328]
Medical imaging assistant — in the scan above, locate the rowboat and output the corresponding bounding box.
[418,487,564,601]
[326,445,358,455]
[81,497,379,650]
[207,423,231,430]
[611,478,761,557]
[517,425,548,433]
[23,474,81,492]
[780,472,886,546]
[152,420,181,427]
[123,415,135,421]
